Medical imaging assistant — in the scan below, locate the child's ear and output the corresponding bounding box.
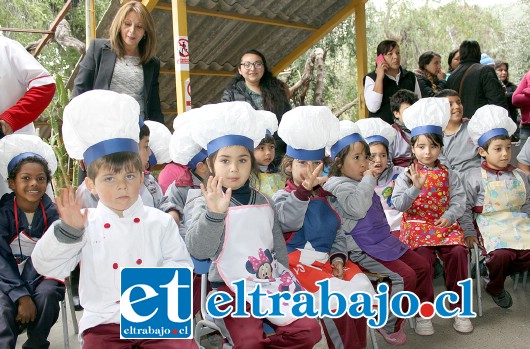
[84,177,97,195]
[393,111,401,119]
[478,147,488,158]
[7,178,14,191]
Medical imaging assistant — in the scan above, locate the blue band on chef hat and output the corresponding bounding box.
[478,128,508,148]
[365,135,389,146]
[330,133,364,159]
[286,146,325,161]
[206,135,254,155]
[188,149,208,169]
[8,152,46,175]
[410,125,442,137]
[83,138,139,167]
[148,152,157,168]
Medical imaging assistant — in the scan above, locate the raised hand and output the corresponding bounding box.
[16,296,36,324]
[363,169,376,178]
[200,176,232,214]
[56,186,87,230]
[301,163,323,191]
[406,163,427,189]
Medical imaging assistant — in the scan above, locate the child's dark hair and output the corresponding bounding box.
[207,146,259,179]
[280,155,295,180]
[329,141,371,177]
[87,152,143,180]
[410,134,444,164]
[369,141,390,156]
[481,135,511,151]
[435,89,459,98]
[8,157,52,183]
[390,90,418,113]
[258,134,276,147]
[140,123,150,139]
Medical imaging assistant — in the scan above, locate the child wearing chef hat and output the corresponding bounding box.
[391,97,472,334]
[461,104,530,310]
[324,120,432,344]
[272,106,374,349]
[0,134,63,348]
[185,101,321,348]
[31,90,196,348]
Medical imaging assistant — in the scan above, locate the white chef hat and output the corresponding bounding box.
[144,120,171,167]
[0,134,58,179]
[330,120,364,159]
[63,90,140,166]
[191,101,270,155]
[468,105,517,147]
[260,110,278,136]
[402,97,450,137]
[356,118,396,147]
[278,106,339,160]
[169,109,207,169]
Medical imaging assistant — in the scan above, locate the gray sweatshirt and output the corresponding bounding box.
[391,165,466,224]
[322,175,377,253]
[185,189,288,284]
[459,166,530,237]
[440,121,482,175]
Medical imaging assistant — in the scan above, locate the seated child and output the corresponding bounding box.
[186,101,322,349]
[391,97,473,334]
[357,118,405,236]
[32,90,197,348]
[0,135,64,349]
[461,105,530,308]
[389,89,419,167]
[165,110,209,236]
[323,121,433,344]
[252,134,286,197]
[273,106,374,349]
[435,89,481,175]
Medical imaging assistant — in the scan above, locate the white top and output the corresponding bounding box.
[170,110,206,165]
[402,97,450,133]
[468,105,517,146]
[363,72,421,113]
[356,118,396,145]
[144,120,171,164]
[32,198,192,335]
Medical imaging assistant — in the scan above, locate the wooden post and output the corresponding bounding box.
[355,2,368,119]
[172,0,191,114]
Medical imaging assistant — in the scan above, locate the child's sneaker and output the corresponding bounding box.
[414,318,434,336]
[453,317,473,333]
[491,289,513,309]
[376,320,407,346]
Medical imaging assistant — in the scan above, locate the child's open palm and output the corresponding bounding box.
[301,163,323,190]
[201,176,232,214]
[55,186,87,231]
[406,163,427,189]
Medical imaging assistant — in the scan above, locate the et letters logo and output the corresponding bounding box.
[120,268,193,339]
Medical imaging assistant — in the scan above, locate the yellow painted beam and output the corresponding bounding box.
[271,0,358,75]
[172,0,192,114]
[155,2,317,31]
[160,68,233,77]
[141,0,160,13]
[355,1,368,118]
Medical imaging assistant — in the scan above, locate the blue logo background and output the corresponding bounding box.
[121,267,193,339]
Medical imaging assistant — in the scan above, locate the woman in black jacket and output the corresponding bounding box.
[414,51,447,97]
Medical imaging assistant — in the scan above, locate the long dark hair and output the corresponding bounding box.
[232,49,291,118]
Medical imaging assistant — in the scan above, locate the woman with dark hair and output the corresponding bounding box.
[496,61,520,125]
[414,51,447,97]
[363,40,421,125]
[446,48,460,79]
[222,49,291,163]
[72,0,163,123]
[447,40,507,118]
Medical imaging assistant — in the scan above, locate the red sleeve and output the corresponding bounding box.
[0,83,56,132]
[512,73,530,108]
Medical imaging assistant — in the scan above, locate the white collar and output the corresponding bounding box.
[96,196,144,218]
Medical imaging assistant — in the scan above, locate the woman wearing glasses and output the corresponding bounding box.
[222,49,291,165]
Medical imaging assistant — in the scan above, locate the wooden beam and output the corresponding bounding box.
[34,0,72,57]
[155,2,317,31]
[160,68,233,77]
[142,0,160,13]
[0,28,54,35]
[271,0,358,75]
[355,1,368,118]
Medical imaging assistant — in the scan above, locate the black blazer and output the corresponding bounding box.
[72,39,164,123]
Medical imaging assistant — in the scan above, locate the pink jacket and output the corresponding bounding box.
[513,70,530,125]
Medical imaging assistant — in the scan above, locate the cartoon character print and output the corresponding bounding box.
[246,248,274,280]
[381,173,400,207]
[278,271,303,293]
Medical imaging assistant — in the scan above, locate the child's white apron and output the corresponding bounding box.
[477,168,530,253]
[215,204,300,326]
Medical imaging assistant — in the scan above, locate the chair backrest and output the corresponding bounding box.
[191,256,211,275]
